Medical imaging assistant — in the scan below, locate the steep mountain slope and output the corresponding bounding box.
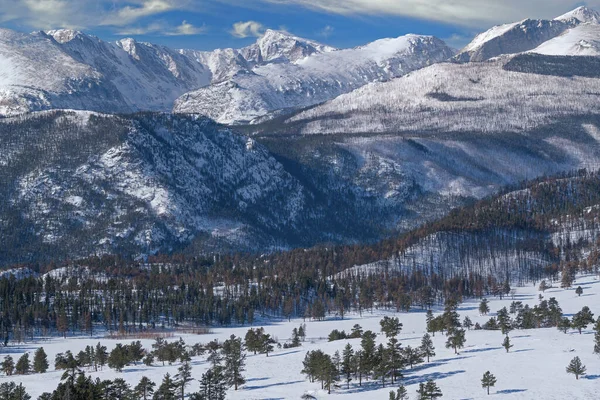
[454,6,600,62]
[0,111,321,263]
[173,35,455,124]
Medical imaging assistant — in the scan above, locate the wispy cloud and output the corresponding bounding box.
[261,0,600,28]
[0,0,191,31]
[230,20,265,38]
[117,19,206,36]
[319,25,334,38]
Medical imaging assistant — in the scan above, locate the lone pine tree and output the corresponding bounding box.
[481,371,497,395]
[33,348,49,374]
[420,333,435,362]
[566,356,586,380]
[502,336,513,353]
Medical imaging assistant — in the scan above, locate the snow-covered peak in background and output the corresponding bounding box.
[556,6,600,24]
[174,34,454,124]
[242,29,337,64]
[456,7,600,62]
[531,23,600,56]
[46,29,86,44]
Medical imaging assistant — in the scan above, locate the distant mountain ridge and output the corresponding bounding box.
[0,27,453,121]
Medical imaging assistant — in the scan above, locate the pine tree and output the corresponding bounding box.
[108,343,129,372]
[15,353,30,375]
[0,382,30,400]
[594,319,600,356]
[1,355,14,376]
[222,334,246,390]
[420,333,436,363]
[33,347,49,373]
[502,336,513,353]
[193,367,227,400]
[360,330,377,380]
[380,316,403,338]
[572,306,595,334]
[128,340,145,365]
[481,371,497,394]
[463,316,473,330]
[402,345,424,369]
[260,332,275,357]
[341,343,354,389]
[479,299,490,315]
[576,286,583,297]
[445,328,466,354]
[558,317,571,334]
[426,310,435,335]
[566,356,586,380]
[373,344,389,388]
[154,373,177,400]
[387,337,403,383]
[175,360,193,400]
[95,342,108,370]
[134,376,156,400]
[425,380,443,398]
[390,385,409,400]
[244,328,262,355]
[496,307,512,335]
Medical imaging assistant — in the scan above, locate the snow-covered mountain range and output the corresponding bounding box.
[0,27,452,122]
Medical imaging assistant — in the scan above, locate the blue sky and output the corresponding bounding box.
[0,1,591,50]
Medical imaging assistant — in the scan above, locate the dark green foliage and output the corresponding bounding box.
[445,328,466,354]
[134,377,156,400]
[328,329,347,342]
[566,356,586,380]
[192,367,227,400]
[1,356,14,376]
[420,333,435,362]
[0,382,30,400]
[222,335,246,390]
[416,380,443,399]
[502,336,513,353]
[14,354,30,375]
[572,307,595,334]
[380,317,403,338]
[33,348,49,373]
[154,373,177,400]
[481,371,497,395]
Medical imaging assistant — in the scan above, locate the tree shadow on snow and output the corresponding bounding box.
[513,349,534,353]
[585,375,600,380]
[268,350,302,358]
[245,380,304,390]
[463,347,502,354]
[247,377,270,382]
[496,389,527,394]
[403,370,466,386]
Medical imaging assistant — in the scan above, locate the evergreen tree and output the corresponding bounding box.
[360,330,377,380]
[260,332,275,357]
[496,307,512,335]
[380,317,403,338]
[222,335,246,390]
[33,347,49,373]
[128,341,145,365]
[481,371,496,395]
[154,373,177,400]
[15,353,30,375]
[389,385,409,400]
[402,345,424,369]
[341,343,354,389]
[134,376,156,400]
[575,286,583,297]
[244,328,262,355]
[373,344,389,388]
[502,336,513,353]
[572,306,595,334]
[417,380,442,399]
[108,343,129,372]
[566,356,586,380]
[1,356,14,376]
[386,337,403,384]
[420,333,436,363]
[107,378,133,400]
[175,360,193,400]
[593,319,600,356]
[462,316,473,330]
[350,324,363,339]
[558,317,571,334]
[445,328,466,354]
[193,367,227,400]
[95,342,108,370]
[0,382,30,400]
[479,299,490,315]
[426,310,435,335]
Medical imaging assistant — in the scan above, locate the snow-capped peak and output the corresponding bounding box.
[46,29,86,44]
[244,29,336,64]
[556,6,600,24]
[116,38,139,59]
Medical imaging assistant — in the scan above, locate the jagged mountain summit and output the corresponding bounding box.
[173,35,454,124]
[455,6,600,61]
[0,27,452,120]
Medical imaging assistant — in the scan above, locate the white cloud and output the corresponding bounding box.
[319,25,334,38]
[0,0,191,30]
[263,0,600,28]
[230,20,265,38]
[165,20,207,35]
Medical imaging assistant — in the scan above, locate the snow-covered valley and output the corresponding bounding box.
[0,273,598,399]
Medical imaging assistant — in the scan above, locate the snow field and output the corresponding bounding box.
[1,275,599,399]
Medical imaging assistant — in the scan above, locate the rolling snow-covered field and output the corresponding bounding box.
[2,275,599,399]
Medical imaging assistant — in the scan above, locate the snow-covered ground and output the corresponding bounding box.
[2,275,599,399]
